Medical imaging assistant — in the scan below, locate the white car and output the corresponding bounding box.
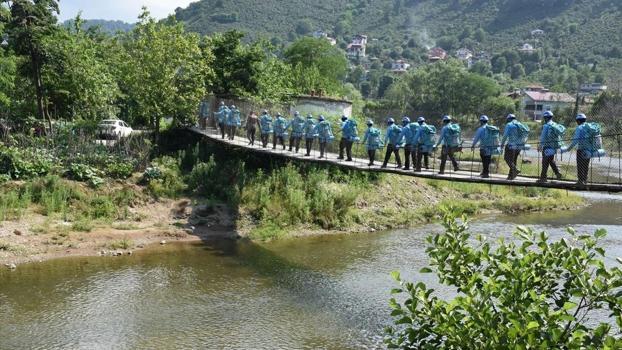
[98,119,133,139]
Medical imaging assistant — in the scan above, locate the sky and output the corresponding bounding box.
[58,0,195,23]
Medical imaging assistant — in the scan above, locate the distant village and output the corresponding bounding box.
[311,28,607,120]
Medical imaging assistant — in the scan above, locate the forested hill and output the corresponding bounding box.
[63,19,135,33]
[174,0,622,65]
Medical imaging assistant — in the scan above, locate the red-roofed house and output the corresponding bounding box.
[522,91,575,120]
[428,47,447,62]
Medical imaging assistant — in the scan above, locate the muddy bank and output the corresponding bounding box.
[0,199,238,267]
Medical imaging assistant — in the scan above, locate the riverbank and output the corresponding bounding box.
[0,171,584,267]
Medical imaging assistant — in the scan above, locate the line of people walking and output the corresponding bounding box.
[212,102,605,186]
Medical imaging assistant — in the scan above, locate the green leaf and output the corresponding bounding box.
[527,321,539,330]
[390,271,401,281]
[419,267,433,274]
[563,301,577,310]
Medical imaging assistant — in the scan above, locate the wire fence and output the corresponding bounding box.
[196,106,622,190]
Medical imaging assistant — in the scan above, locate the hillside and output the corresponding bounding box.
[63,19,135,33]
[174,0,622,66]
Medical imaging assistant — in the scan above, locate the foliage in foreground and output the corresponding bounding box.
[386,213,622,349]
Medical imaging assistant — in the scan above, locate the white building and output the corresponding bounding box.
[346,34,368,58]
[391,60,411,74]
[519,43,536,54]
[531,29,545,36]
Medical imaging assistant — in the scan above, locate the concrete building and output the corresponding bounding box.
[391,60,411,74]
[522,91,575,120]
[346,35,368,58]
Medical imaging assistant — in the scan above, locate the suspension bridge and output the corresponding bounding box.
[190,126,622,193]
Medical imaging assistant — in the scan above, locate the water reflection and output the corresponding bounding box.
[1,195,621,349]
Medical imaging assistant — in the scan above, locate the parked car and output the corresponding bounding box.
[98,119,133,139]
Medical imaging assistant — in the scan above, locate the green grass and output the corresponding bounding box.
[108,238,134,250]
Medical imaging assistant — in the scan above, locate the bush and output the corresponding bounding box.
[67,163,104,187]
[386,213,622,349]
[144,156,186,199]
[89,196,117,219]
[0,144,54,179]
[105,161,134,179]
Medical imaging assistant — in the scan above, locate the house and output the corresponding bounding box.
[524,84,546,92]
[522,91,575,120]
[456,48,473,61]
[428,47,447,61]
[312,30,328,39]
[312,30,337,46]
[580,83,608,95]
[519,43,536,54]
[531,29,545,36]
[456,48,473,67]
[346,34,368,58]
[391,60,411,74]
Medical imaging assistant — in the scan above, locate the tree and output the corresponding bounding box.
[209,30,263,96]
[394,59,500,116]
[284,37,348,95]
[491,56,507,74]
[295,19,312,35]
[387,213,622,349]
[2,0,60,131]
[42,15,119,121]
[511,63,526,79]
[121,9,209,143]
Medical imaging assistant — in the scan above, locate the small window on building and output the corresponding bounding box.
[536,105,543,111]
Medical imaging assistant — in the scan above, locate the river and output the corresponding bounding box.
[1,193,622,349]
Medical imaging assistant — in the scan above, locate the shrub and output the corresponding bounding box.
[386,213,622,349]
[67,163,104,187]
[0,145,54,179]
[105,161,134,179]
[89,196,117,219]
[144,157,186,199]
[108,238,133,250]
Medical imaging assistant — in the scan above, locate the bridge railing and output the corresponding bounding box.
[199,122,622,188]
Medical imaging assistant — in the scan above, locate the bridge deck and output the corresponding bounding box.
[190,127,622,193]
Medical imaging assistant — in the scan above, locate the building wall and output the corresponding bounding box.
[521,97,572,120]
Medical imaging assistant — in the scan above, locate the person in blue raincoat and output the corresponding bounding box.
[272,113,289,150]
[288,111,306,153]
[338,115,359,161]
[412,117,435,172]
[258,110,273,148]
[471,115,499,178]
[561,113,602,185]
[537,111,564,183]
[382,118,403,168]
[304,114,317,156]
[398,117,419,171]
[435,115,461,175]
[362,120,383,166]
[501,114,528,180]
[227,105,242,140]
[214,101,229,139]
[314,115,334,159]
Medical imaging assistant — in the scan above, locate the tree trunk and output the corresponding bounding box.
[30,50,52,135]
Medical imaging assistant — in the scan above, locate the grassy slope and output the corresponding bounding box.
[238,173,583,240]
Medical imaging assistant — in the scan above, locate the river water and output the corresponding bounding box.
[1,193,622,350]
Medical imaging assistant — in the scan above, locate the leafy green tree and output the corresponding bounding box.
[120,9,209,142]
[511,63,526,79]
[209,30,263,96]
[284,37,348,95]
[387,213,622,349]
[42,15,119,121]
[393,59,500,116]
[2,0,59,129]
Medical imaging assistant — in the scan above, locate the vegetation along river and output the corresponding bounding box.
[1,192,621,350]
